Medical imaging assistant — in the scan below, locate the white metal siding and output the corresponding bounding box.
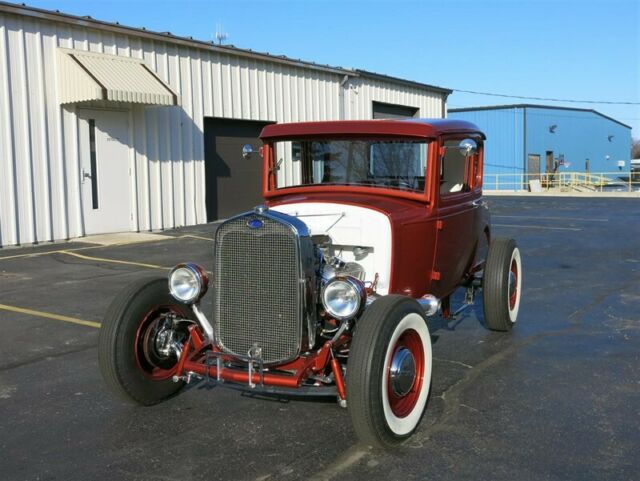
[0,10,446,247]
[344,76,446,120]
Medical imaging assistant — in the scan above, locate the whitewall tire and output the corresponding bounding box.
[483,238,522,331]
[347,295,433,448]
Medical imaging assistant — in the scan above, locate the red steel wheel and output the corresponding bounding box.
[98,277,196,406]
[134,306,186,381]
[508,258,519,310]
[386,329,425,418]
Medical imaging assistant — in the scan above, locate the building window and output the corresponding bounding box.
[88,119,99,210]
[372,101,419,119]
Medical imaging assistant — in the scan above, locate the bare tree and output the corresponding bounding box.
[632,138,640,159]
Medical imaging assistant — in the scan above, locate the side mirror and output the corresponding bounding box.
[458,139,477,156]
[242,144,255,160]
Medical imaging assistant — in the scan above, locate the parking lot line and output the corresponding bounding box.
[0,234,214,262]
[61,251,170,270]
[493,223,582,231]
[0,244,135,261]
[179,234,215,242]
[0,303,100,328]
[493,215,608,222]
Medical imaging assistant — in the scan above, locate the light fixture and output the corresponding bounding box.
[168,263,209,304]
[321,276,366,320]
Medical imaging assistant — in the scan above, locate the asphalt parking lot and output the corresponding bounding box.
[1,196,639,481]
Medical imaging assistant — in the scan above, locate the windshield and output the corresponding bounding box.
[272,139,429,193]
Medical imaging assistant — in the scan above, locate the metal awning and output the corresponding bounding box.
[57,48,178,106]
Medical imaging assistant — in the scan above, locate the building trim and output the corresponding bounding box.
[140,64,179,105]
[355,69,452,95]
[449,103,632,130]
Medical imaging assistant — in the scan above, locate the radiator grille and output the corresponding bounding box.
[214,214,301,364]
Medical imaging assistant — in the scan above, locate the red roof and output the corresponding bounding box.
[260,119,484,140]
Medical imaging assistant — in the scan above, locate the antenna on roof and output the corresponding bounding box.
[215,23,228,45]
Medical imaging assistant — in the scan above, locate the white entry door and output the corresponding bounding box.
[78,109,131,235]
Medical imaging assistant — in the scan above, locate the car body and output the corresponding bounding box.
[261,119,490,302]
[99,119,522,448]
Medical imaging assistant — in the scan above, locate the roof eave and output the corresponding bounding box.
[449,103,632,130]
[0,1,351,76]
[0,2,454,96]
[355,69,452,95]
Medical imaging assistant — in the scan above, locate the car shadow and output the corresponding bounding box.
[426,288,487,340]
[187,379,338,404]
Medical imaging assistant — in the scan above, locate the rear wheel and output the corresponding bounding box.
[482,238,522,331]
[347,295,433,448]
[98,277,195,405]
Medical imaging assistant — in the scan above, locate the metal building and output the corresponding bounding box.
[0,2,451,248]
[449,104,632,189]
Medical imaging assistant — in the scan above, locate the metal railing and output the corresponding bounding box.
[484,171,640,192]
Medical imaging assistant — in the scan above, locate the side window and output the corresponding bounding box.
[440,139,471,195]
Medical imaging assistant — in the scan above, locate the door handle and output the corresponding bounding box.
[81,168,92,184]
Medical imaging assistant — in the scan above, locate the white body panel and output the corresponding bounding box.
[271,202,392,295]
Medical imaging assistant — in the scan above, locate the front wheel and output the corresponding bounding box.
[98,277,195,405]
[347,295,433,448]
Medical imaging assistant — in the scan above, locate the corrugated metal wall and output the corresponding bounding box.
[525,107,631,173]
[345,76,445,120]
[448,107,525,178]
[449,106,632,189]
[0,10,446,247]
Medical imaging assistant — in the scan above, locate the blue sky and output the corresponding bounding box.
[25,0,640,136]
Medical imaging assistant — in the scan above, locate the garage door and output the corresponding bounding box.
[203,118,272,221]
[372,101,419,119]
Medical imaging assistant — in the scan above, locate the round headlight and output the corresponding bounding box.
[168,263,208,304]
[321,276,366,320]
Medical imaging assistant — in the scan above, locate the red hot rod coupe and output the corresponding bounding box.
[98,119,522,448]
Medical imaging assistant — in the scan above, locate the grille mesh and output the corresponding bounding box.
[214,215,301,364]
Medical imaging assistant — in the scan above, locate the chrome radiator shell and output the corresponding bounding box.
[213,208,316,365]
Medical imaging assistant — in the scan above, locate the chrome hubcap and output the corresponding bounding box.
[389,347,417,396]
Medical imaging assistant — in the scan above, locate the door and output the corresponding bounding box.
[78,109,131,235]
[527,154,541,180]
[203,118,271,221]
[433,138,480,297]
[546,151,554,173]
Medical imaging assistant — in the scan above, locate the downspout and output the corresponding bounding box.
[523,106,527,182]
[442,93,449,118]
[339,74,350,120]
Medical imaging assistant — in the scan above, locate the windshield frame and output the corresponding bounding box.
[263,136,437,203]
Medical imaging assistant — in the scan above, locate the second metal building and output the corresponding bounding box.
[449,104,632,189]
